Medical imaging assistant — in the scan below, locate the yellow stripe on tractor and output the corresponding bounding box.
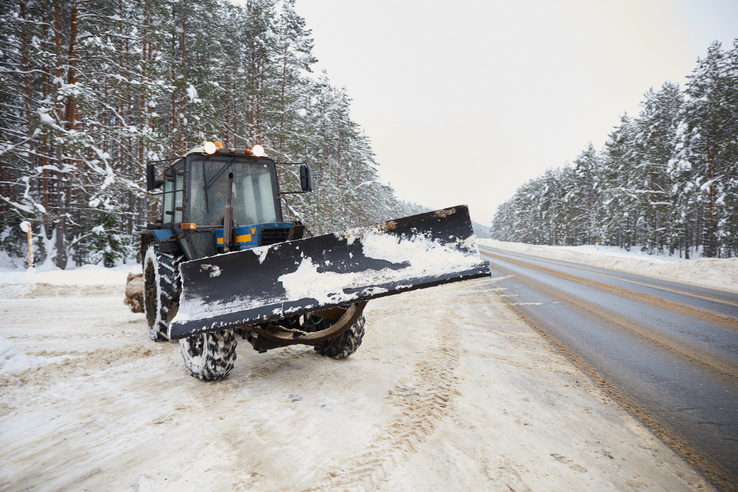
[218,234,252,245]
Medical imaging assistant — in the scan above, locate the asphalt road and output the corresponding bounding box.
[480,246,738,490]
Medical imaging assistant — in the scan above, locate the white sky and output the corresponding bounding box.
[293,0,738,225]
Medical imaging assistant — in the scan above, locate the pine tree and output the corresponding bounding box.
[633,82,683,254]
[672,42,735,257]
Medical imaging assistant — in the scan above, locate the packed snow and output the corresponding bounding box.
[0,334,43,374]
[0,247,726,490]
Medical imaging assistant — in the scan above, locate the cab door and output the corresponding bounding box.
[162,162,185,225]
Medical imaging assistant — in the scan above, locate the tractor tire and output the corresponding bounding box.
[314,314,366,359]
[179,330,238,381]
[143,244,184,342]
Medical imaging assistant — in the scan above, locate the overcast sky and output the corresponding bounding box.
[292,0,738,225]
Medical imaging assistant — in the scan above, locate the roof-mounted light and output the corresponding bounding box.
[252,144,265,157]
[202,141,217,155]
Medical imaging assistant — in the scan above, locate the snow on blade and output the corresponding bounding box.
[199,263,222,278]
[278,257,347,305]
[253,245,269,264]
[360,230,482,274]
[172,292,285,323]
[278,231,484,306]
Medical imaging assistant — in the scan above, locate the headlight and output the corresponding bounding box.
[252,144,265,157]
[202,141,217,155]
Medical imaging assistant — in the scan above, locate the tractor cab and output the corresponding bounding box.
[146,142,311,260]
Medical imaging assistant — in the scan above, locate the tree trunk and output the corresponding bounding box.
[65,1,80,132]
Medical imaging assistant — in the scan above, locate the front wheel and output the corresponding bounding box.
[179,330,238,381]
[143,244,184,342]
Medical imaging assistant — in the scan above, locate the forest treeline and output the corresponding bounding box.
[491,41,738,258]
[0,0,425,268]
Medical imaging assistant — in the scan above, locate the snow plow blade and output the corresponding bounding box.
[169,205,490,340]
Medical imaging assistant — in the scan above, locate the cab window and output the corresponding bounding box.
[162,163,184,223]
[189,159,278,226]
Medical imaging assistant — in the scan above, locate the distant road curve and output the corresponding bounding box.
[480,245,738,490]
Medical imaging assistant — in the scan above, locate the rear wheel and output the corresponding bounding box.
[179,330,238,381]
[143,244,184,342]
[314,314,366,359]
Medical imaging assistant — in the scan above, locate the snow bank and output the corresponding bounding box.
[479,239,738,293]
[0,263,139,286]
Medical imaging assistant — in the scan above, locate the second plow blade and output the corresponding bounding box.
[169,205,490,340]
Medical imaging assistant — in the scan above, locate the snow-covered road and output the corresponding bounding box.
[0,266,711,490]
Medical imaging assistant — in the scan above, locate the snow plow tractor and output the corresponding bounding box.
[134,141,490,381]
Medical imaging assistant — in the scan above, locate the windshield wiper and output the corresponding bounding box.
[204,157,237,191]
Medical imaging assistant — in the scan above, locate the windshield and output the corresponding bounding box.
[188,159,279,226]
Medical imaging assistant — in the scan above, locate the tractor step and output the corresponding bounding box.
[168,205,490,340]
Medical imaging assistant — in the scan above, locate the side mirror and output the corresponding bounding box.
[299,164,313,192]
[146,163,163,191]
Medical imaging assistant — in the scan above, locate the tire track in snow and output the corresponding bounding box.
[226,345,314,383]
[0,344,163,408]
[324,321,461,490]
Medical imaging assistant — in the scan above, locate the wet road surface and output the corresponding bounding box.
[480,246,738,490]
